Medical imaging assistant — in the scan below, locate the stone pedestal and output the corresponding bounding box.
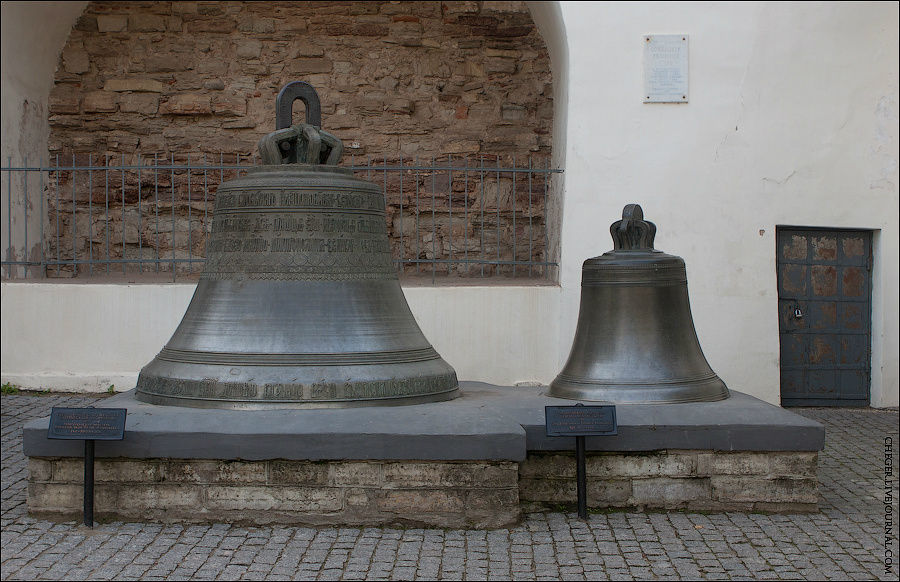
[24,383,824,527]
[520,450,818,513]
[28,458,519,528]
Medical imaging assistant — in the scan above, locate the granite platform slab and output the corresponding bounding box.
[23,382,824,461]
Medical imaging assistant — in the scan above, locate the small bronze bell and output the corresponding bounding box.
[549,204,729,404]
[134,82,458,408]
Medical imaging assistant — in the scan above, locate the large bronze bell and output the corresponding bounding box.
[135,82,459,408]
[549,204,729,404]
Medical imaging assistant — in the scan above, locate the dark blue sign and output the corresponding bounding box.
[48,408,127,441]
[545,405,617,437]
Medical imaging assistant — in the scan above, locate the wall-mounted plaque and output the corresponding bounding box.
[644,34,689,103]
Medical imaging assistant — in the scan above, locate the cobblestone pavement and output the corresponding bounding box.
[2,393,897,581]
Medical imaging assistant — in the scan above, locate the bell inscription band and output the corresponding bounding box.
[135,82,459,408]
[549,204,729,404]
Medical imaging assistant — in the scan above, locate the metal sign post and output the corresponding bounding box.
[83,438,94,526]
[47,408,127,528]
[545,403,617,519]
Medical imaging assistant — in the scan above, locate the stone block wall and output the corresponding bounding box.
[28,450,819,527]
[28,458,521,528]
[42,1,554,279]
[520,450,820,513]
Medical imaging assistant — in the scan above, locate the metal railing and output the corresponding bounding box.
[2,154,560,282]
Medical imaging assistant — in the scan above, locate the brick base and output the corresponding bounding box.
[27,450,818,527]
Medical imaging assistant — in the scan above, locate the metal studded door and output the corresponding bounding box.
[777,228,873,406]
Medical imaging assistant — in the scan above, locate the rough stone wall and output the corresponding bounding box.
[44,1,554,279]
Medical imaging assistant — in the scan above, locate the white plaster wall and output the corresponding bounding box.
[557,1,899,406]
[1,2,88,276]
[1,283,195,391]
[0,1,87,160]
[0,283,560,392]
[527,1,569,271]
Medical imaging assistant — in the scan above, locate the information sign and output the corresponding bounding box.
[544,404,617,520]
[545,405,617,437]
[46,407,126,528]
[48,408,127,441]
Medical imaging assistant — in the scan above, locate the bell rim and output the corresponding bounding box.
[545,385,729,405]
[547,375,729,404]
[553,371,721,385]
[134,385,461,409]
[154,346,443,366]
[134,359,461,408]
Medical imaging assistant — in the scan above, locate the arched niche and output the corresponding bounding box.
[10,1,569,280]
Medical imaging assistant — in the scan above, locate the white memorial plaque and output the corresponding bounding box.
[644,34,689,103]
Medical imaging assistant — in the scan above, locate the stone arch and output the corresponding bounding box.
[44,1,563,278]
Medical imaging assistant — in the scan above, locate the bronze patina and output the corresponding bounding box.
[549,204,729,404]
[135,82,459,409]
